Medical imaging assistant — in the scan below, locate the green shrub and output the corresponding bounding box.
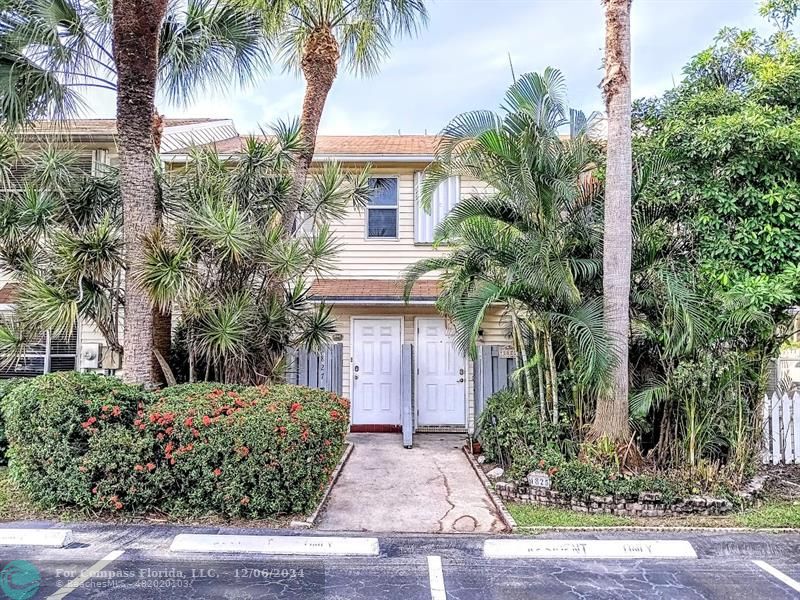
[0,378,24,465]
[4,376,351,518]
[3,372,147,509]
[478,389,563,477]
[138,383,350,517]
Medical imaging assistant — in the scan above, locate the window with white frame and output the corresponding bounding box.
[0,311,77,378]
[414,173,460,243]
[366,177,398,238]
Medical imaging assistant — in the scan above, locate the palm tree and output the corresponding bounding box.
[0,0,268,384]
[0,0,268,129]
[111,0,170,384]
[405,69,611,427]
[589,0,634,443]
[251,0,428,233]
[141,121,371,383]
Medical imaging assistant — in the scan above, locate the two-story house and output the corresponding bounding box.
[1,120,511,435]
[164,133,510,434]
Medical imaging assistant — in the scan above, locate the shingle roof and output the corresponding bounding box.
[0,284,19,304]
[310,279,440,301]
[170,134,439,157]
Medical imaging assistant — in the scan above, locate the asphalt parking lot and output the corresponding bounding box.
[0,526,799,599]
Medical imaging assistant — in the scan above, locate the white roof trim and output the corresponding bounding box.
[162,153,435,164]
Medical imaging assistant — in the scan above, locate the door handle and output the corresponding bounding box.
[457,378,464,383]
[354,375,359,380]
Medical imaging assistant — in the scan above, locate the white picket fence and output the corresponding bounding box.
[762,392,800,464]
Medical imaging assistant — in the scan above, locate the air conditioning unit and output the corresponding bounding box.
[79,343,101,369]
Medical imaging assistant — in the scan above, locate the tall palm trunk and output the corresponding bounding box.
[282,26,340,234]
[589,0,632,443]
[112,0,169,385]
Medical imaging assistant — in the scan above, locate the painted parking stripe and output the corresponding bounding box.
[483,539,697,559]
[46,550,124,600]
[0,528,73,547]
[427,555,446,600]
[753,560,800,593]
[170,534,379,556]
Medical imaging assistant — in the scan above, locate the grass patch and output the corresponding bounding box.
[735,501,800,528]
[508,503,634,528]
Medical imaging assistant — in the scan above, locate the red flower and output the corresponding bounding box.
[111,406,121,417]
[548,467,558,476]
[78,466,87,472]
[202,415,212,426]
[184,417,194,427]
[301,428,309,441]
[237,446,250,457]
[213,468,222,477]
[290,402,303,414]
[146,463,156,472]
[101,405,110,412]
[191,428,200,438]
[240,496,250,505]
[149,413,159,424]
[330,410,340,420]
[539,459,546,468]
[134,464,144,472]
[87,416,96,425]
[165,427,174,435]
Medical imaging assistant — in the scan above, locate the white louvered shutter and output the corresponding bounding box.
[414,173,460,243]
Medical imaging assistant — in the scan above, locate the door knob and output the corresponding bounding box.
[354,375,359,380]
[457,378,464,382]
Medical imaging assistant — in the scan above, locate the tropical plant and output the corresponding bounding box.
[0,0,269,384]
[590,0,634,444]
[249,0,428,233]
[0,142,124,357]
[405,68,610,429]
[140,121,371,383]
[0,0,268,129]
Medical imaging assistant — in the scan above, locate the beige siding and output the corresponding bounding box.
[330,165,488,279]
[330,303,509,432]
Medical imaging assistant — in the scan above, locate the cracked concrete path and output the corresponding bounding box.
[317,433,504,533]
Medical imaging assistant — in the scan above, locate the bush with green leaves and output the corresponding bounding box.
[3,372,147,509]
[135,383,350,517]
[3,374,350,517]
[478,389,566,478]
[0,378,23,464]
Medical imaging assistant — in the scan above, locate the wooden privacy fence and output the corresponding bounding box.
[285,344,343,396]
[473,345,517,429]
[763,392,800,464]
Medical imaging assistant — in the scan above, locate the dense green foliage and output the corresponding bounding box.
[0,121,367,384]
[2,373,349,517]
[0,378,24,464]
[633,25,800,305]
[2,372,147,508]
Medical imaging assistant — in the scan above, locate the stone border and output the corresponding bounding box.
[291,441,354,529]
[462,445,516,532]
[495,481,735,518]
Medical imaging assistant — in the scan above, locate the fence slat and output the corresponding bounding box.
[793,393,800,465]
[772,393,782,465]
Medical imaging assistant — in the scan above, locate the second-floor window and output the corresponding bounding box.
[366,177,398,238]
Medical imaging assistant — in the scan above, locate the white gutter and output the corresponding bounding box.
[162,153,435,164]
[310,299,437,305]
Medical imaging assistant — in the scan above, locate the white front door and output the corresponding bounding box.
[351,318,402,425]
[416,317,466,426]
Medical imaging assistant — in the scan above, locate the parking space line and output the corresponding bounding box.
[427,555,446,600]
[46,550,124,599]
[753,560,800,593]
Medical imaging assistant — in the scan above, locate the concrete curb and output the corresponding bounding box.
[0,528,74,547]
[170,533,379,556]
[291,441,354,529]
[462,446,516,533]
[516,525,800,534]
[484,538,697,559]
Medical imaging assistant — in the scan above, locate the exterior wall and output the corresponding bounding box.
[329,303,510,432]
[330,164,488,279]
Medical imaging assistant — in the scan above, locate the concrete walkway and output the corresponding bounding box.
[317,433,504,533]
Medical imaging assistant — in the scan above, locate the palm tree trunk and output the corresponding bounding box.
[111,0,169,385]
[282,26,340,234]
[589,0,633,443]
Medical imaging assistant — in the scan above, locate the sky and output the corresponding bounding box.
[86,0,772,136]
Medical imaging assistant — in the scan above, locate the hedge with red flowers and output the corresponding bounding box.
[2,373,350,517]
